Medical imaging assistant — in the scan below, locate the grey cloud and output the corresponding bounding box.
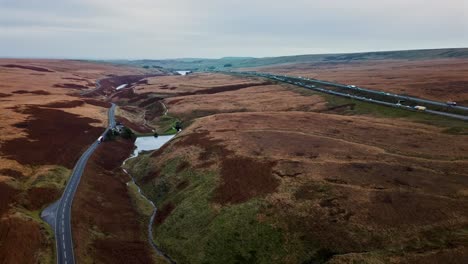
[0,0,466,59]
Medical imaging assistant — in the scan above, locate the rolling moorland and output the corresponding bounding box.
[243,59,468,103]
[0,48,467,263]
[112,47,468,72]
[122,71,468,263]
[0,60,158,263]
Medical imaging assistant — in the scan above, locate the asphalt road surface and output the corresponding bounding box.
[292,77,468,112]
[42,103,116,264]
[230,71,468,121]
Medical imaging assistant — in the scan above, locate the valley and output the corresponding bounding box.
[1,49,468,264]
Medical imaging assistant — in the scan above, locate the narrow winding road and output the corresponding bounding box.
[42,104,116,264]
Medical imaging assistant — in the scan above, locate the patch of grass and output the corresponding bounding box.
[155,165,285,264]
[291,85,468,129]
[127,181,154,217]
[128,156,286,263]
[28,166,71,189]
[154,115,180,135]
[123,154,153,183]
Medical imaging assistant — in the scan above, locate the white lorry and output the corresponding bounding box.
[414,105,427,111]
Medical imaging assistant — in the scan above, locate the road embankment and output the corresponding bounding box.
[71,138,164,263]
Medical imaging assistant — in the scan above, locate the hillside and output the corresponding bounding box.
[0,60,150,263]
[246,58,468,103]
[111,48,468,71]
[121,72,468,263]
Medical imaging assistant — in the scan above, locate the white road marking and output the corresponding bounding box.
[52,106,114,264]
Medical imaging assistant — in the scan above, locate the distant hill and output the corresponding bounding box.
[110,48,468,71]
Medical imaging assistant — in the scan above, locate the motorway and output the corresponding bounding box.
[42,103,116,264]
[302,78,468,112]
[230,71,468,121]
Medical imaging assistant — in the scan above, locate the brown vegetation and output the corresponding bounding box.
[2,64,54,72]
[248,58,468,103]
[1,106,103,168]
[0,58,146,263]
[0,214,46,264]
[42,100,85,108]
[0,182,19,215]
[0,168,24,179]
[25,187,61,211]
[12,90,51,95]
[83,98,112,108]
[116,116,153,133]
[54,83,89,89]
[72,139,158,263]
[154,203,175,225]
[164,84,326,120]
[213,157,278,204]
[133,73,268,95]
[88,74,165,97]
[139,107,468,263]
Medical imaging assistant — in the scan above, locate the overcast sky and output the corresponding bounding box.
[0,0,467,59]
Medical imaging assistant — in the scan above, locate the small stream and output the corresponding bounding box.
[122,135,176,263]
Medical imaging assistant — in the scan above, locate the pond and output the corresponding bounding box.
[133,135,175,157]
[176,71,191,76]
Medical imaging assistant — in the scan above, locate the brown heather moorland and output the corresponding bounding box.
[114,73,327,135]
[246,58,468,103]
[71,139,166,264]
[2,57,468,264]
[121,70,468,263]
[0,59,148,263]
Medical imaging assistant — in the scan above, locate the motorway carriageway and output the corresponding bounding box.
[231,71,468,121]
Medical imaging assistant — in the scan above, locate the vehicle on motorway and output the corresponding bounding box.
[414,105,427,111]
[97,136,104,143]
[347,85,356,88]
[447,101,457,106]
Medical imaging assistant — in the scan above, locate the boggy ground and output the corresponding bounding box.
[246,58,468,103]
[0,59,147,263]
[121,70,468,263]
